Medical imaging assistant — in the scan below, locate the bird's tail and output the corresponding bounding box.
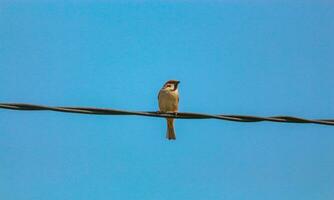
[166,118,176,140]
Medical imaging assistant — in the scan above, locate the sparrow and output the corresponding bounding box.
[158,80,180,140]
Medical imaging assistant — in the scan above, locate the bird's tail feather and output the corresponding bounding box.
[166,118,176,140]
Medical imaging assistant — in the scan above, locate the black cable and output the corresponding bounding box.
[0,103,333,126]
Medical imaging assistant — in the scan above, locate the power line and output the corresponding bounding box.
[0,103,333,126]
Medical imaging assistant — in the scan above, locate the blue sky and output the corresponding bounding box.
[1,1,334,200]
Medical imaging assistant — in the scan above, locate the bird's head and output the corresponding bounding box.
[162,80,180,91]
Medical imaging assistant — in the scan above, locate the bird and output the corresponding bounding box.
[158,80,180,140]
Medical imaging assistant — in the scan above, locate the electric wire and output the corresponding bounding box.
[0,103,333,126]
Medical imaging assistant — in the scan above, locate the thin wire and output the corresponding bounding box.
[0,103,333,126]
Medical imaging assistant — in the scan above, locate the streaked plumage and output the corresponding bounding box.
[158,80,180,140]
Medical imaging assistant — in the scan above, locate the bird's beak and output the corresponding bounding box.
[176,81,180,84]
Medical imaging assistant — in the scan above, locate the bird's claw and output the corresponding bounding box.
[165,111,178,117]
[157,111,178,117]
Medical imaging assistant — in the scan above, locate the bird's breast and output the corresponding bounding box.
[158,90,179,112]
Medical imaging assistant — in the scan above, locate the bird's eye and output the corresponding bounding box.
[166,85,171,87]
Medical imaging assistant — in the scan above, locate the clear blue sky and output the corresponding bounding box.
[1,1,334,200]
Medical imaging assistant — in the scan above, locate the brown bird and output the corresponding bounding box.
[158,80,180,140]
